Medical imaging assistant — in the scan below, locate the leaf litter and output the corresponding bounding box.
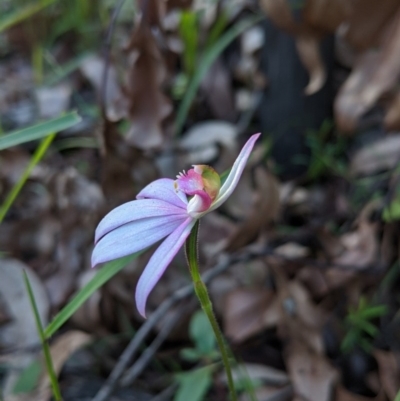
[1,1,400,400]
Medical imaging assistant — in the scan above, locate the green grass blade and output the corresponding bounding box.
[0,112,81,150]
[0,133,55,224]
[23,270,62,401]
[0,0,57,33]
[175,14,263,136]
[44,253,142,338]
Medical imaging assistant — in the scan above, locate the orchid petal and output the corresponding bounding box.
[92,215,186,267]
[135,217,195,317]
[137,178,187,207]
[208,133,260,212]
[95,199,187,243]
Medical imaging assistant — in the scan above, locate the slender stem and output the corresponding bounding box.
[185,221,237,401]
[23,270,62,401]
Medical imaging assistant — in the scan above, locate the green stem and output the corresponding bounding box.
[185,221,237,401]
[23,270,62,401]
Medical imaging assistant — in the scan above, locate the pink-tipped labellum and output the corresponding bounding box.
[92,133,260,317]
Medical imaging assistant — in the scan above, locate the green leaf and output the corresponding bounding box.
[179,11,199,77]
[174,367,213,401]
[175,14,263,135]
[358,305,387,319]
[44,253,141,338]
[0,133,55,224]
[12,359,42,394]
[0,0,57,33]
[0,112,81,150]
[190,310,216,355]
[180,348,201,362]
[383,197,400,222]
[23,271,62,401]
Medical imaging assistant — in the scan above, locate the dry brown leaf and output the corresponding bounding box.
[219,363,289,387]
[263,280,326,354]
[240,385,293,401]
[226,168,280,251]
[333,221,378,269]
[286,341,338,401]
[295,35,326,95]
[224,288,274,343]
[384,91,400,130]
[35,84,72,120]
[0,259,50,396]
[259,0,314,36]
[71,270,102,332]
[343,0,400,51]
[80,55,127,122]
[7,331,91,401]
[138,0,167,27]
[350,134,400,176]
[335,8,400,133]
[125,22,172,149]
[304,0,351,32]
[335,386,386,401]
[180,120,238,166]
[373,350,400,401]
[201,58,236,121]
[297,266,329,298]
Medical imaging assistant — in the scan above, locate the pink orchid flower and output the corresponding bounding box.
[92,133,260,317]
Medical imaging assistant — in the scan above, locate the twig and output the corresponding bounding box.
[100,0,126,118]
[121,304,193,386]
[149,383,177,401]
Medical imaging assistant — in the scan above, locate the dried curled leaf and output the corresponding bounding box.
[295,35,326,95]
[125,23,172,149]
[335,9,400,133]
[260,0,328,94]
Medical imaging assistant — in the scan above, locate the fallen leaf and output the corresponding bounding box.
[219,362,289,386]
[240,385,293,401]
[335,8,400,133]
[335,386,386,401]
[295,35,326,95]
[343,0,400,51]
[373,350,400,401]
[350,134,400,176]
[180,120,238,166]
[35,84,72,120]
[286,341,338,401]
[80,55,127,122]
[333,221,378,269]
[224,288,274,343]
[125,21,172,149]
[384,90,400,130]
[226,168,280,251]
[0,259,49,396]
[7,331,91,401]
[201,58,236,121]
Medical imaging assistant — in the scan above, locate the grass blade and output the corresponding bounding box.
[23,270,62,401]
[0,133,55,224]
[0,0,57,33]
[44,253,142,338]
[0,112,81,150]
[175,14,263,135]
